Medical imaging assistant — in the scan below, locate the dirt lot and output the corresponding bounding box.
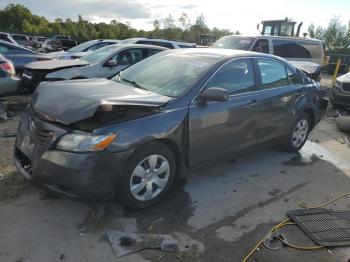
[1,75,350,262]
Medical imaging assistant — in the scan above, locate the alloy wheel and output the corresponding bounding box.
[292,119,309,148]
[129,154,170,202]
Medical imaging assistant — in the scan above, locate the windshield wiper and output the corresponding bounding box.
[121,78,146,90]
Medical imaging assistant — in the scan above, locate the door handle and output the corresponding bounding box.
[295,91,306,97]
[248,100,258,109]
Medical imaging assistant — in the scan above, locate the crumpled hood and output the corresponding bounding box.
[25,59,90,70]
[289,61,322,81]
[337,72,350,83]
[289,61,321,75]
[32,78,171,125]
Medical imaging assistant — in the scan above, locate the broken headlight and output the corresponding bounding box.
[56,133,117,152]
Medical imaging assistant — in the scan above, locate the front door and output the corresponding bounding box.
[188,58,260,168]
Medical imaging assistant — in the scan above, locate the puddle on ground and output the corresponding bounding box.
[124,180,195,234]
[298,141,350,170]
[283,153,320,166]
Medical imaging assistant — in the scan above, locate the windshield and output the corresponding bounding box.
[68,40,96,52]
[213,36,255,50]
[81,45,118,63]
[114,52,217,98]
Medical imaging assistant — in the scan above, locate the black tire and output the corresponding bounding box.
[117,141,176,210]
[283,113,311,153]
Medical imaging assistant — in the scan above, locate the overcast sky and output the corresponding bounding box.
[1,0,349,35]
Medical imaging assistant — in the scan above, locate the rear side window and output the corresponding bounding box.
[252,39,269,54]
[206,58,255,94]
[272,39,322,59]
[257,59,288,89]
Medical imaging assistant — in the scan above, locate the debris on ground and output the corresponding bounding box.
[106,231,200,258]
[0,130,17,138]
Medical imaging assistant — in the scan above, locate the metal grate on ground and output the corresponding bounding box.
[287,209,350,246]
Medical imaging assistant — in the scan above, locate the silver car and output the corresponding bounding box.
[49,39,120,60]
[22,44,167,91]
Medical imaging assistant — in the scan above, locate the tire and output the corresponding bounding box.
[117,141,176,210]
[283,113,311,153]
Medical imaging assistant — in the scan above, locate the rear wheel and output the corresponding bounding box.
[283,113,311,153]
[118,142,176,209]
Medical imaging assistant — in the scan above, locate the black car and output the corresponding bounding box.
[14,49,327,209]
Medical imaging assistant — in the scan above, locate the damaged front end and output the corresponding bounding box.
[69,104,162,132]
[14,78,172,200]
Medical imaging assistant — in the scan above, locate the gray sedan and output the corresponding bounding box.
[14,49,327,209]
[0,40,52,75]
[22,44,167,92]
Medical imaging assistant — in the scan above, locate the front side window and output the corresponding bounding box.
[252,39,269,54]
[205,59,255,94]
[113,48,146,65]
[257,59,288,89]
[287,68,302,85]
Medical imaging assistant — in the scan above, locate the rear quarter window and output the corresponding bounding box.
[272,39,322,59]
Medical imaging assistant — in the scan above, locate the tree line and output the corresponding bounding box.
[0,4,238,44]
[308,16,350,52]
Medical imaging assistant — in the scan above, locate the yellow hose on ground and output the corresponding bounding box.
[242,192,350,262]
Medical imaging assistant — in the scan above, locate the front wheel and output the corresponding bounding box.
[117,142,176,209]
[283,113,311,153]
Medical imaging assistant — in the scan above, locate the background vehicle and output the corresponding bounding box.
[22,44,166,91]
[0,40,52,75]
[11,34,29,46]
[15,49,327,209]
[0,54,20,96]
[331,73,350,109]
[30,36,47,49]
[49,39,120,60]
[0,32,18,45]
[120,38,196,49]
[213,35,324,66]
[41,35,77,52]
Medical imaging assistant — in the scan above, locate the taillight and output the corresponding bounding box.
[0,62,15,76]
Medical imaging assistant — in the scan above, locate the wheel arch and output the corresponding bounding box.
[302,107,315,129]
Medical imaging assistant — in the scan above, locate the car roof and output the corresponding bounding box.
[221,34,322,43]
[121,38,194,45]
[167,48,278,59]
[102,43,168,51]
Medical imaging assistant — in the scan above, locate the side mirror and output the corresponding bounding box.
[199,87,229,102]
[105,60,118,67]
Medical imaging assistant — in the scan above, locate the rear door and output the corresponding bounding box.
[188,58,260,168]
[254,58,305,143]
